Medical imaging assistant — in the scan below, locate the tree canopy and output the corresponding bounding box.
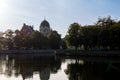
[65,16,120,50]
[0,29,62,50]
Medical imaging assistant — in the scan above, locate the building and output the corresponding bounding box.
[39,19,51,37]
[21,23,34,36]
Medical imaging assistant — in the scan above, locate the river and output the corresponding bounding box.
[0,54,120,80]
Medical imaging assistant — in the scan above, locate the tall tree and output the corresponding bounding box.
[31,31,49,49]
[80,26,99,50]
[49,30,61,49]
[96,16,115,27]
[61,39,67,49]
[4,29,15,50]
[108,22,120,50]
[65,23,81,50]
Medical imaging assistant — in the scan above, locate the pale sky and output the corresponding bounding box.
[0,0,120,37]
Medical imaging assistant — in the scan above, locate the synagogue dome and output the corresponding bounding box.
[39,19,51,37]
[40,20,50,28]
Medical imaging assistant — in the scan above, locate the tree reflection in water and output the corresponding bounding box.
[65,58,120,80]
[0,55,61,80]
[0,55,120,80]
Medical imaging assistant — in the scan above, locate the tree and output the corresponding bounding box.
[108,22,120,50]
[96,16,115,27]
[0,32,6,49]
[14,30,22,49]
[14,29,33,49]
[61,39,67,49]
[65,23,81,50]
[31,31,49,49]
[80,26,99,50]
[48,30,61,49]
[64,16,120,50]
[4,29,15,50]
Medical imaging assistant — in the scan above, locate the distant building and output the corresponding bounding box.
[39,19,52,37]
[21,23,34,36]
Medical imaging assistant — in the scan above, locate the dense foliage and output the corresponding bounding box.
[65,16,120,50]
[0,16,120,50]
[0,30,62,50]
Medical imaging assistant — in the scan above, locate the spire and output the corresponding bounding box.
[44,16,46,20]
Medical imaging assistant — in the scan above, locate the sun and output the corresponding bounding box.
[0,0,7,14]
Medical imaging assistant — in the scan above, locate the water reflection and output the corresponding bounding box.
[0,54,120,80]
[0,55,61,80]
[65,58,120,80]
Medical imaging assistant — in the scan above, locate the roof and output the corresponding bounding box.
[40,20,50,28]
[21,24,34,35]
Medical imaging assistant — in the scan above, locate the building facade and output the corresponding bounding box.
[21,23,34,36]
[39,19,51,37]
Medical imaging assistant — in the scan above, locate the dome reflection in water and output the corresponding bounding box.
[0,54,120,80]
[0,55,61,80]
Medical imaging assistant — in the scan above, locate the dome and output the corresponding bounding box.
[40,20,50,28]
[39,19,51,37]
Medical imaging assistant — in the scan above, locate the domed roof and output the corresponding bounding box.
[40,19,50,28]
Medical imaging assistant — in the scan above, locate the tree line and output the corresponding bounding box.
[0,29,66,50]
[65,16,120,50]
[1,16,120,50]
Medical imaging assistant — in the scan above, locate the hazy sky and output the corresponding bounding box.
[0,0,120,37]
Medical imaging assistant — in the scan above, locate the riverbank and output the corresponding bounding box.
[0,50,120,57]
[0,50,55,56]
[55,50,120,57]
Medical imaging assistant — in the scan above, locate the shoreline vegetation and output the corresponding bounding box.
[65,16,120,50]
[0,49,120,57]
[0,16,120,51]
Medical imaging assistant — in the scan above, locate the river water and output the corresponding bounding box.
[0,54,120,80]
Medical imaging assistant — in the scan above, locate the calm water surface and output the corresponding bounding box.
[0,54,120,80]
